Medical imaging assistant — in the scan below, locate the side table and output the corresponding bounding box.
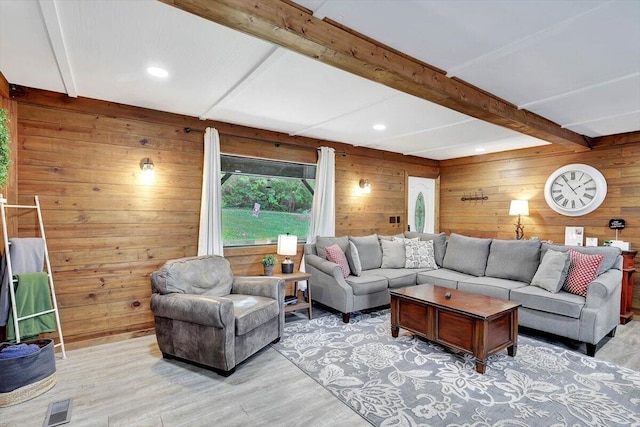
[620,250,637,324]
[271,271,313,319]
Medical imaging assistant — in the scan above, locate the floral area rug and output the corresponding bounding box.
[272,309,640,427]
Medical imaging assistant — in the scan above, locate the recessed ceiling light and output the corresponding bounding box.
[475,147,486,153]
[373,123,386,131]
[146,66,169,78]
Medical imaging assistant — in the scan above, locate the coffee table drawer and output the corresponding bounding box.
[397,299,429,333]
[436,310,474,351]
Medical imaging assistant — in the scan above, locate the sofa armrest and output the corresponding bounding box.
[306,253,345,281]
[150,293,233,328]
[232,276,284,300]
[585,269,622,308]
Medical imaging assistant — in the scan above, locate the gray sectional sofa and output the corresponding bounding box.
[304,232,622,356]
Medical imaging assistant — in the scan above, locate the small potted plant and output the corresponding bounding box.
[261,254,278,276]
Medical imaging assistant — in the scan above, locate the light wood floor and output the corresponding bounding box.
[1,309,638,427]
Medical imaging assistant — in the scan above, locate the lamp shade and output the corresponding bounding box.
[277,234,297,256]
[509,200,529,216]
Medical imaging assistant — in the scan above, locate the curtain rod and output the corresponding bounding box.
[183,127,347,156]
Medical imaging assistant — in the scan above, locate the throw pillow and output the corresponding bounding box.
[563,249,604,297]
[346,241,362,276]
[531,249,571,293]
[405,239,438,270]
[349,235,383,271]
[325,244,351,278]
[380,239,405,268]
[404,232,447,266]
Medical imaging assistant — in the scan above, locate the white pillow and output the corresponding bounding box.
[404,239,438,269]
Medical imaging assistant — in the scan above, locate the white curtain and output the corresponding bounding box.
[197,127,224,256]
[299,147,336,290]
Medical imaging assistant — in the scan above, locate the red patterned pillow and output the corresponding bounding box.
[326,244,351,278]
[563,249,604,297]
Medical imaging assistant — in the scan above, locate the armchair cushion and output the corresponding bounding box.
[150,293,232,328]
[226,294,279,336]
[151,255,233,296]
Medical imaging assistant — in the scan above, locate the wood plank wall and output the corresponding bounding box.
[439,141,640,316]
[12,87,438,348]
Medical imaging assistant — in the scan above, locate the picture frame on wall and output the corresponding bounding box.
[565,226,584,246]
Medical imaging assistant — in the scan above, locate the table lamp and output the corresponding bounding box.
[509,200,529,240]
[277,233,297,274]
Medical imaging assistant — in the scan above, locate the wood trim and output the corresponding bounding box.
[159,0,590,151]
[0,71,9,99]
[592,131,640,149]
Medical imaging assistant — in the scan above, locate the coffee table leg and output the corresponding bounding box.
[475,360,486,374]
[508,344,517,357]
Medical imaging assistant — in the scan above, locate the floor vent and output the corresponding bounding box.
[44,398,72,427]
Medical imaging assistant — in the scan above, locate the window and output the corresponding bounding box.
[221,155,315,247]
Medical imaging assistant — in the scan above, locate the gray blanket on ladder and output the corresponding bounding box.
[0,238,46,327]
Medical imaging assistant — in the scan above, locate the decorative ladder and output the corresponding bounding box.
[1,195,66,358]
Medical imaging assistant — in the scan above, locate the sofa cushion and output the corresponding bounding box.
[416,268,475,289]
[378,233,405,241]
[531,249,571,293]
[510,286,584,319]
[458,276,528,300]
[442,233,492,276]
[315,236,349,261]
[563,249,603,297]
[345,272,388,296]
[350,234,383,271]
[404,239,438,270]
[325,244,351,278]
[541,243,621,275]
[404,232,447,266]
[380,239,406,268]
[227,294,279,336]
[374,269,417,288]
[485,239,540,283]
[346,241,363,277]
[152,255,234,296]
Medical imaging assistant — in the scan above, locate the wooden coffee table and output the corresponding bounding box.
[390,284,521,374]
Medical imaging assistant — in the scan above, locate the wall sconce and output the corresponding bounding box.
[277,233,297,274]
[509,200,529,240]
[359,179,371,194]
[140,158,155,184]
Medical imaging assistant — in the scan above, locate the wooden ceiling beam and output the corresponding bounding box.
[159,0,590,151]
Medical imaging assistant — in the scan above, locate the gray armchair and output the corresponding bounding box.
[150,255,285,376]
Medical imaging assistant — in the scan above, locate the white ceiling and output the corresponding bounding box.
[1,0,638,160]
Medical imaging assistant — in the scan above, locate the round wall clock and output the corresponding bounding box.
[544,164,607,216]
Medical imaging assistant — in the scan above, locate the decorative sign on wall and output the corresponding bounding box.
[609,219,626,229]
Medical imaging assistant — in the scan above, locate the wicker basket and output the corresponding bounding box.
[0,339,57,407]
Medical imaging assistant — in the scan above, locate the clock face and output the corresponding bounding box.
[544,164,607,216]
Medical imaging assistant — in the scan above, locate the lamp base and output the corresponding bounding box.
[281,262,294,274]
